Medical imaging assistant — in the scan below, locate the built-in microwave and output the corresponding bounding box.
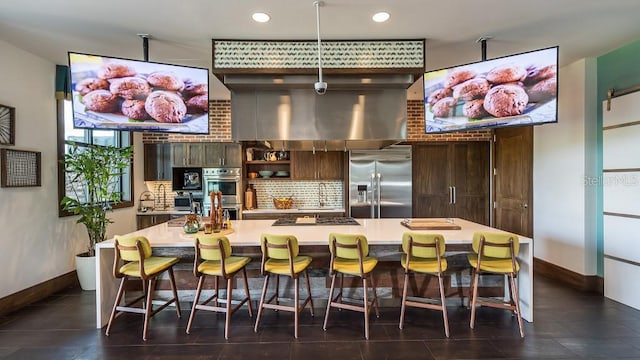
[172,167,203,192]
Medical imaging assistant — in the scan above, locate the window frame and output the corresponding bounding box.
[57,99,134,217]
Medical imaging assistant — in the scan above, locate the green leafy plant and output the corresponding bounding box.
[61,142,133,257]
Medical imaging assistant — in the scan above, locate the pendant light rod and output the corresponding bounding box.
[314,1,323,83]
[313,1,327,94]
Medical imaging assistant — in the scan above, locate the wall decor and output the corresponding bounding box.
[1,149,41,187]
[0,104,15,145]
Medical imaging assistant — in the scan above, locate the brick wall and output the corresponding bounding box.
[143,99,490,144]
[406,99,492,142]
[142,100,232,144]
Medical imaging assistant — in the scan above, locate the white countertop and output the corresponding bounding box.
[99,218,531,248]
[242,208,345,214]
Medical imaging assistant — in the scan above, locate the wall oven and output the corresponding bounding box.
[202,168,242,218]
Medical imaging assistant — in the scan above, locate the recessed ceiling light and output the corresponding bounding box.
[372,12,390,23]
[252,12,271,23]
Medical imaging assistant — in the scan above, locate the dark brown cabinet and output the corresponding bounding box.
[136,214,171,230]
[172,143,204,167]
[143,143,172,181]
[291,151,344,180]
[203,143,242,168]
[412,142,490,225]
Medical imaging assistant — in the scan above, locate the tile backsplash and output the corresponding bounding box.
[248,180,343,209]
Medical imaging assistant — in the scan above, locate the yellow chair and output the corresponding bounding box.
[254,233,314,338]
[468,231,524,337]
[105,235,181,341]
[185,235,253,339]
[399,232,449,337]
[323,233,379,340]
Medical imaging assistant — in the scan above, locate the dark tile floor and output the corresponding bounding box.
[1,276,640,359]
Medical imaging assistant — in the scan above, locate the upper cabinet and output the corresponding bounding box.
[203,143,242,168]
[171,143,204,167]
[143,143,172,181]
[291,151,344,180]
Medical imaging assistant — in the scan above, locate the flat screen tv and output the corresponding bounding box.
[424,46,558,134]
[68,52,209,134]
[172,167,203,191]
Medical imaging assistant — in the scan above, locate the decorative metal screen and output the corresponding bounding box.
[213,39,424,71]
[1,149,41,187]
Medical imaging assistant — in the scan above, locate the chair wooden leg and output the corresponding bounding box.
[399,272,409,329]
[143,278,156,341]
[254,274,270,333]
[510,274,525,338]
[294,277,300,339]
[275,274,280,307]
[323,272,337,331]
[168,267,181,316]
[438,273,450,338]
[214,275,219,307]
[225,277,233,340]
[186,275,205,334]
[339,273,344,305]
[242,267,253,317]
[304,269,314,317]
[105,277,127,336]
[369,272,380,318]
[363,276,370,340]
[469,268,480,330]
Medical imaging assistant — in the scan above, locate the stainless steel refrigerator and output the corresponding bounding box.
[349,145,412,218]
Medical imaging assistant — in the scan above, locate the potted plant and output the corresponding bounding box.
[61,142,133,290]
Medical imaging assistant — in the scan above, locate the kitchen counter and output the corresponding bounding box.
[242,207,345,214]
[95,218,533,327]
[137,208,191,216]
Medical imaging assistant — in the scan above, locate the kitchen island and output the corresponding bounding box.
[95,218,533,328]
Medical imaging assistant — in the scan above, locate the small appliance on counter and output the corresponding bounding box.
[174,191,204,211]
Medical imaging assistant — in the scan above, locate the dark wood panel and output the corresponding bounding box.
[316,151,344,180]
[452,142,490,224]
[291,151,316,179]
[494,127,533,237]
[534,257,603,294]
[412,142,489,223]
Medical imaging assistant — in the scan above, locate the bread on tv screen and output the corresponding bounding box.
[68,52,210,134]
[424,46,558,134]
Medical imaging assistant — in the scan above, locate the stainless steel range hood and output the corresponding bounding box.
[229,74,414,150]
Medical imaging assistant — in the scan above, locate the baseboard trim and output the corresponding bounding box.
[534,257,603,294]
[0,271,79,317]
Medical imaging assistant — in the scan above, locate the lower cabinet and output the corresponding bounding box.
[136,214,171,230]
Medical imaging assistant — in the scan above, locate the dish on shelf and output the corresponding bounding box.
[248,172,258,179]
[258,170,274,178]
[275,171,289,177]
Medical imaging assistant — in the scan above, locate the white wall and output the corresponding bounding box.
[533,58,597,275]
[0,39,142,298]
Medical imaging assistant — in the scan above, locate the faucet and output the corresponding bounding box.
[157,183,167,209]
[319,182,328,208]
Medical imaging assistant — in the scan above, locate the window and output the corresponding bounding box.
[57,99,133,216]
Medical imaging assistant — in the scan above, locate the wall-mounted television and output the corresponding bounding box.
[424,46,558,134]
[68,52,209,134]
[172,167,203,191]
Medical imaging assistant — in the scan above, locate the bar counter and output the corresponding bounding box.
[95,218,533,328]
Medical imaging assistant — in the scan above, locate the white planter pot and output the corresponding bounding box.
[75,254,96,291]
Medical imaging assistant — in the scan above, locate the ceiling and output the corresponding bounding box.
[2,0,640,100]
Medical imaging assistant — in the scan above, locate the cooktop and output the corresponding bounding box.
[272,217,360,226]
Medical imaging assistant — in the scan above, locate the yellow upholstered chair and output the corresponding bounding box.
[323,233,379,340]
[105,235,181,341]
[185,235,253,339]
[254,233,314,338]
[399,232,449,337]
[468,231,524,337]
